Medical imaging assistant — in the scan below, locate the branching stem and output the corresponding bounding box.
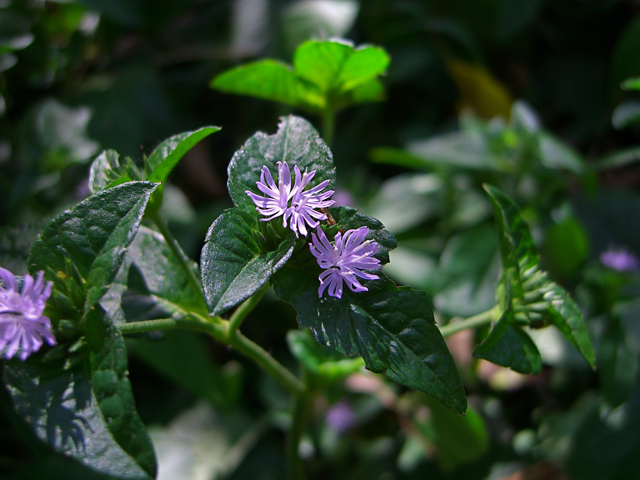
[117,303,305,397]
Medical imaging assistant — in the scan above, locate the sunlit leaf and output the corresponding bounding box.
[211,39,389,113]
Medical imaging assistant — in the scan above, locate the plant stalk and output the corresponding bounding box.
[118,312,305,396]
[227,330,305,396]
[321,109,335,147]
[438,306,500,338]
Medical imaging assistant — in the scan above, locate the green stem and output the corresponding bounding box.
[149,210,205,306]
[118,313,305,396]
[117,317,180,334]
[227,283,269,339]
[438,306,500,338]
[287,370,312,480]
[228,330,305,396]
[321,109,335,147]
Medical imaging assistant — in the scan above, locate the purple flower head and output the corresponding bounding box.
[309,226,381,299]
[600,247,639,272]
[0,267,56,361]
[326,400,357,434]
[245,161,334,237]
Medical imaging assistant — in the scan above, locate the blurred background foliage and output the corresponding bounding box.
[2,0,640,479]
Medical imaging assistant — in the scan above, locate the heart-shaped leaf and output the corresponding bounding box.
[228,115,335,213]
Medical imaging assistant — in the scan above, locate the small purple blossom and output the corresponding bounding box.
[245,161,334,237]
[326,400,357,434]
[309,226,381,299]
[0,267,56,361]
[600,247,639,272]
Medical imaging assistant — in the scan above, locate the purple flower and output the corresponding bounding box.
[600,247,639,273]
[309,226,381,299]
[326,400,357,434]
[245,161,334,237]
[0,267,56,361]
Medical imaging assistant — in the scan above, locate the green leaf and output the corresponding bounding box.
[595,145,640,170]
[88,150,133,193]
[84,306,157,477]
[28,182,158,309]
[405,132,502,171]
[287,329,364,381]
[201,208,296,316]
[3,361,152,480]
[211,39,389,113]
[9,182,160,477]
[211,60,322,111]
[542,217,589,279]
[330,206,398,264]
[483,184,596,369]
[294,39,389,94]
[274,268,467,413]
[473,286,542,374]
[145,126,220,212]
[538,133,585,174]
[117,226,208,320]
[89,127,218,212]
[337,45,390,91]
[416,392,489,472]
[228,115,335,213]
[146,126,221,181]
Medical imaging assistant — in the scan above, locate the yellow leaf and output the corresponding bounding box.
[446,59,513,120]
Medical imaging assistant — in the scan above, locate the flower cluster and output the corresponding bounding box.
[309,226,381,299]
[245,161,334,237]
[0,267,56,361]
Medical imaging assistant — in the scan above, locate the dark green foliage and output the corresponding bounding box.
[201,208,296,316]
[5,182,158,478]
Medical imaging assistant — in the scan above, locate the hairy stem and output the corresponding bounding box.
[438,306,501,338]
